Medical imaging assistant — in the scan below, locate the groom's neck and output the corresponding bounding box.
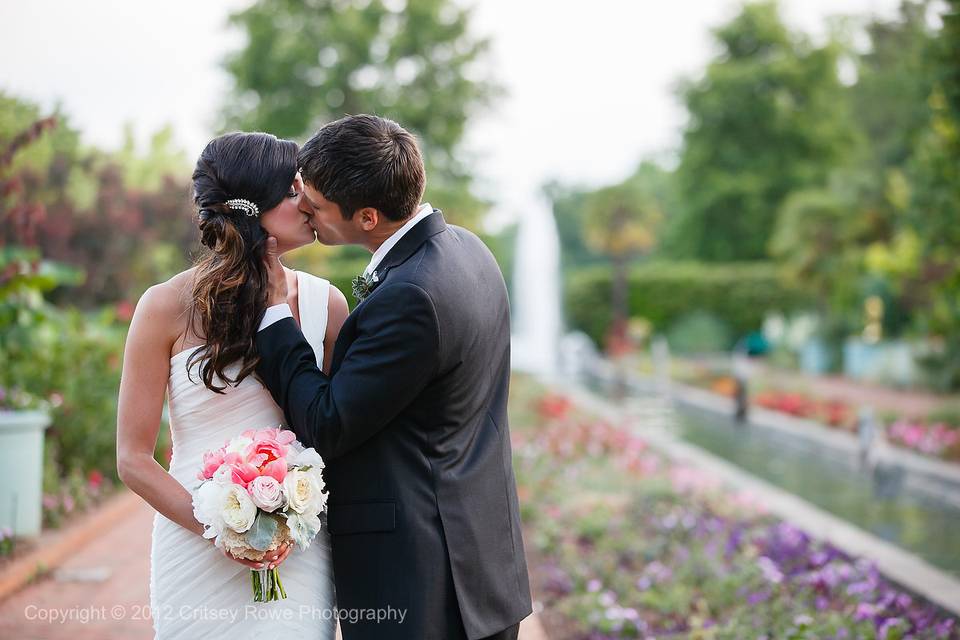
[363,220,406,253]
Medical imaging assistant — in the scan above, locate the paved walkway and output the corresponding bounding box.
[0,496,547,639]
[0,497,155,639]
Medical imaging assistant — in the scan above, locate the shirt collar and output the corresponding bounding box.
[364,202,434,278]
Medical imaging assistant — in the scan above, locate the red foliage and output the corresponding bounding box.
[2,117,196,306]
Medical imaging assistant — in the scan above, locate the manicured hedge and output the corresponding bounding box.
[565,261,814,347]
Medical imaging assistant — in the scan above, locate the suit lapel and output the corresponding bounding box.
[330,209,447,375]
[373,209,447,283]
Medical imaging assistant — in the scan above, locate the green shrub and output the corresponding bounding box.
[666,311,733,354]
[321,262,367,311]
[565,261,813,347]
[3,305,126,479]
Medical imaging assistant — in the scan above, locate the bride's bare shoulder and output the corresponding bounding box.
[135,268,197,324]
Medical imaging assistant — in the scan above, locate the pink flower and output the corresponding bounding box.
[248,475,285,512]
[229,462,260,488]
[245,437,289,481]
[260,458,287,482]
[87,470,104,491]
[256,427,296,445]
[198,447,227,481]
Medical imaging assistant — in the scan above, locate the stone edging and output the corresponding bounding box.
[0,490,143,603]
[672,382,960,504]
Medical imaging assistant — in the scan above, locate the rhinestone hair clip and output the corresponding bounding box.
[226,198,260,217]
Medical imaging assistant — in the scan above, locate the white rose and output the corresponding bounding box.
[193,481,227,539]
[211,463,234,486]
[285,510,322,550]
[283,468,325,515]
[248,475,285,512]
[224,436,253,456]
[221,484,257,533]
[307,466,328,506]
[292,447,325,470]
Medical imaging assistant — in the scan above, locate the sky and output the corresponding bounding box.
[0,0,901,228]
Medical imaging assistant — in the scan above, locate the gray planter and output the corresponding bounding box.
[0,410,52,536]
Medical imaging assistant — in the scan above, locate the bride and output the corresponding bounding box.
[116,132,348,639]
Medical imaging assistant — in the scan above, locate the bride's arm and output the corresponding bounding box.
[117,284,291,570]
[321,285,350,374]
[116,284,204,537]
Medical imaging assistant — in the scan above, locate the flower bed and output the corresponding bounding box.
[510,380,959,639]
[886,420,960,459]
[679,368,960,463]
[41,469,112,530]
[752,389,858,431]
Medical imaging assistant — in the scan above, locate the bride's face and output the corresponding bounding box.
[259,173,316,253]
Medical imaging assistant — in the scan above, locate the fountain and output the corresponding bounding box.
[511,195,562,376]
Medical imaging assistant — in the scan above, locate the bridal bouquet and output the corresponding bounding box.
[191,427,328,602]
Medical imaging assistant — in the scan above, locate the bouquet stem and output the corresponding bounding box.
[251,567,287,602]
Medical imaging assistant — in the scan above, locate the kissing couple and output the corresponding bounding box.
[117,114,532,639]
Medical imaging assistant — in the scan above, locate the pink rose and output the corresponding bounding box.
[248,475,285,512]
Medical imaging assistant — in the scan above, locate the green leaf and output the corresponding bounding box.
[246,512,278,552]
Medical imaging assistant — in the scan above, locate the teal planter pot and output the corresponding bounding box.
[0,410,51,536]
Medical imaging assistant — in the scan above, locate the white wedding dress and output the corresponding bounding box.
[150,272,336,640]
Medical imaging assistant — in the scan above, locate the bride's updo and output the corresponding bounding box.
[188,132,298,392]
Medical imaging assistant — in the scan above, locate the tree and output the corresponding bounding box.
[850,0,936,172]
[0,93,194,308]
[546,161,677,273]
[667,1,854,261]
[222,0,499,229]
[894,0,960,389]
[582,162,665,353]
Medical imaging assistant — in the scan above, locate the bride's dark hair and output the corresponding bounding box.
[188,132,298,392]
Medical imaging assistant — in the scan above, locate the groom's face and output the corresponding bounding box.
[299,181,361,246]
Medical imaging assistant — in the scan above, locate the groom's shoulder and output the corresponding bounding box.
[442,223,501,268]
[433,223,491,255]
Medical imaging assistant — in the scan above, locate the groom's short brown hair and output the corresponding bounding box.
[298,114,426,222]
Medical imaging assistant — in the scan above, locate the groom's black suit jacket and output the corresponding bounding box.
[256,211,531,640]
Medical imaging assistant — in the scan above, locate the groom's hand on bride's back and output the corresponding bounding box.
[263,236,288,306]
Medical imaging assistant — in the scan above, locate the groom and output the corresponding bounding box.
[255,114,532,640]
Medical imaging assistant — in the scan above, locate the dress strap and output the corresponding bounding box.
[295,271,330,367]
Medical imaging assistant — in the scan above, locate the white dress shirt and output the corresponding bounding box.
[258,203,434,331]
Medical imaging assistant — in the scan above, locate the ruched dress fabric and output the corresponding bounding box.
[150,273,336,639]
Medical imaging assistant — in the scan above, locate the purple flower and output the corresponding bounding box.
[935,618,955,638]
[878,617,905,639]
[757,556,783,584]
[542,565,572,596]
[854,602,878,621]
[725,526,743,558]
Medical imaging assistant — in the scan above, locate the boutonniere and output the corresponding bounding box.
[351,270,379,302]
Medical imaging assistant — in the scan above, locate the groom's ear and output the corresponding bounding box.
[356,207,381,232]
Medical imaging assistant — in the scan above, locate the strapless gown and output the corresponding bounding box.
[149,272,336,639]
